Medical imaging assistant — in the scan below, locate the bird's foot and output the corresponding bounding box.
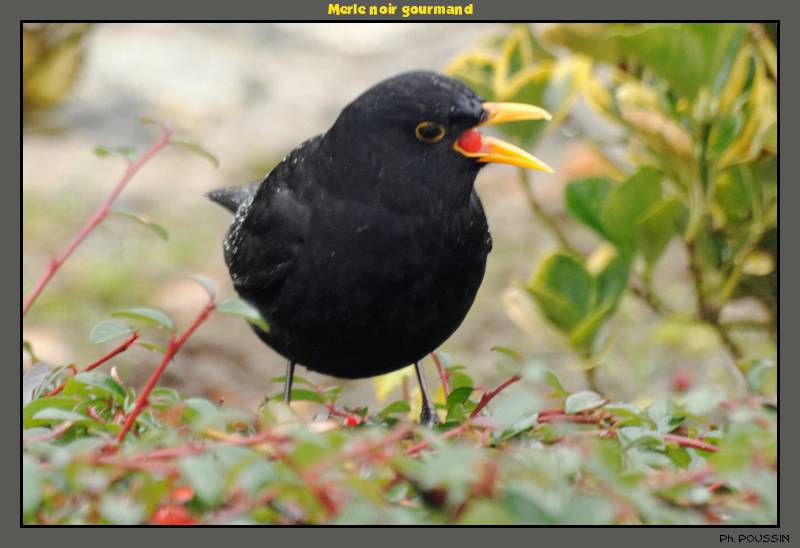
[419,405,440,428]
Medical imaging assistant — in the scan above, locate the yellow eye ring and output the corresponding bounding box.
[415,121,446,144]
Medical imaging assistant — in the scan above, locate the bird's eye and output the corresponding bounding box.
[415,121,446,144]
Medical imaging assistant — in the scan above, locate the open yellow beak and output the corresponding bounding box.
[453,101,554,173]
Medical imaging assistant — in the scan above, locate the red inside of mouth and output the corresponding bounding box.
[457,129,483,153]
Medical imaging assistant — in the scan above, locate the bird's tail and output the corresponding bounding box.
[206,181,261,214]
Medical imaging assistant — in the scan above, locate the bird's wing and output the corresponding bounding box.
[223,159,312,301]
[470,190,492,253]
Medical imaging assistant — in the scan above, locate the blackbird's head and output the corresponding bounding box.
[326,71,552,202]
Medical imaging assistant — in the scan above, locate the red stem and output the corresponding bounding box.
[23,128,173,316]
[431,351,450,396]
[469,374,521,418]
[538,413,603,424]
[663,433,719,453]
[47,332,140,396]
[116,299,215,443]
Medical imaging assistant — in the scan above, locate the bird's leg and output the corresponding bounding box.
[414,361,439,427]
[283,361,296,404]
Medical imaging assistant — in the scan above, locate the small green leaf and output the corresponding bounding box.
[112,307,176,332]
[216,298,269,332]
[683,388,725,416]
[64,372,126,402]
[635,197,682,267]
[617,426,664,449]
[136,339,167,353]
[23,395,80,423]
[491,346,523,363]
[170,139,220,168]
[665,445,692,468]
[90,320,134,345]
[380,400,411,417]
[189,274,217,300]
[31,408,91,425]
[99,494,144,525]
[288,389,325,404]
[446,386,474,408]
[601,167,663,252]
[271,374,312,386]
[544,371,567,397]
[179,455,225,506]
[564,390,605,414]
[110,206,168,241]
[94,145,137,161]
[647,400,684,433]
[23,454,42,518]
[528,252,594,333]
[741,358,776,395]
[564,177,613,238]
[604,403,645,419]
[23,340,40,364]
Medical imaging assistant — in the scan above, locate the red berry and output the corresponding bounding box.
[172,486,194,504]
[152,504,195,525]
[672,369,693,392]
[344,415,361,427]
[457,129,482,153]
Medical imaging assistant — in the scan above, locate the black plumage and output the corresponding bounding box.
[209,71,551,424]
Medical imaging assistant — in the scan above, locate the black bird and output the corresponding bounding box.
[209,71,551,425]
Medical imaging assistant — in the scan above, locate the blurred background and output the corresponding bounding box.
[22,23,777,412]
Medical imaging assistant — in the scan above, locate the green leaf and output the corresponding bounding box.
[594,253,631,310]
[665,445,692,468]
[604,403,646,422]
[528,252,594,333]
[446,386,474,408]
[682,388,725,416]
[491,346,523,363]
[99,494,144,525]
[136,339,167,353]
[23,395,80,422]
[189,274,217,300]
[601,167,663,252]
[564,177,613,238]
[64,372,126,402]
[635,197,682,267]
[112,306,176,331]
[564,390,605,414]
[23,340,40,364]
[544,371,567,397]
[22,454,41,518]
[110,206,169,241]
[647,400,684,433]
[89,320,134,344]
[31,408,92,426]
[94,145,137,161]
[170,139,220,168]
[288,389,325,404]
[741,358,776,395]
[612,23,746,99]
[23,362,52,406]
[271,374,313,386]
[216,298,269,332]
[182,398,224,429]
[617,426,664,449]
[380,400,411,417]
[568,302,614,351]
[179,455,225,506]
